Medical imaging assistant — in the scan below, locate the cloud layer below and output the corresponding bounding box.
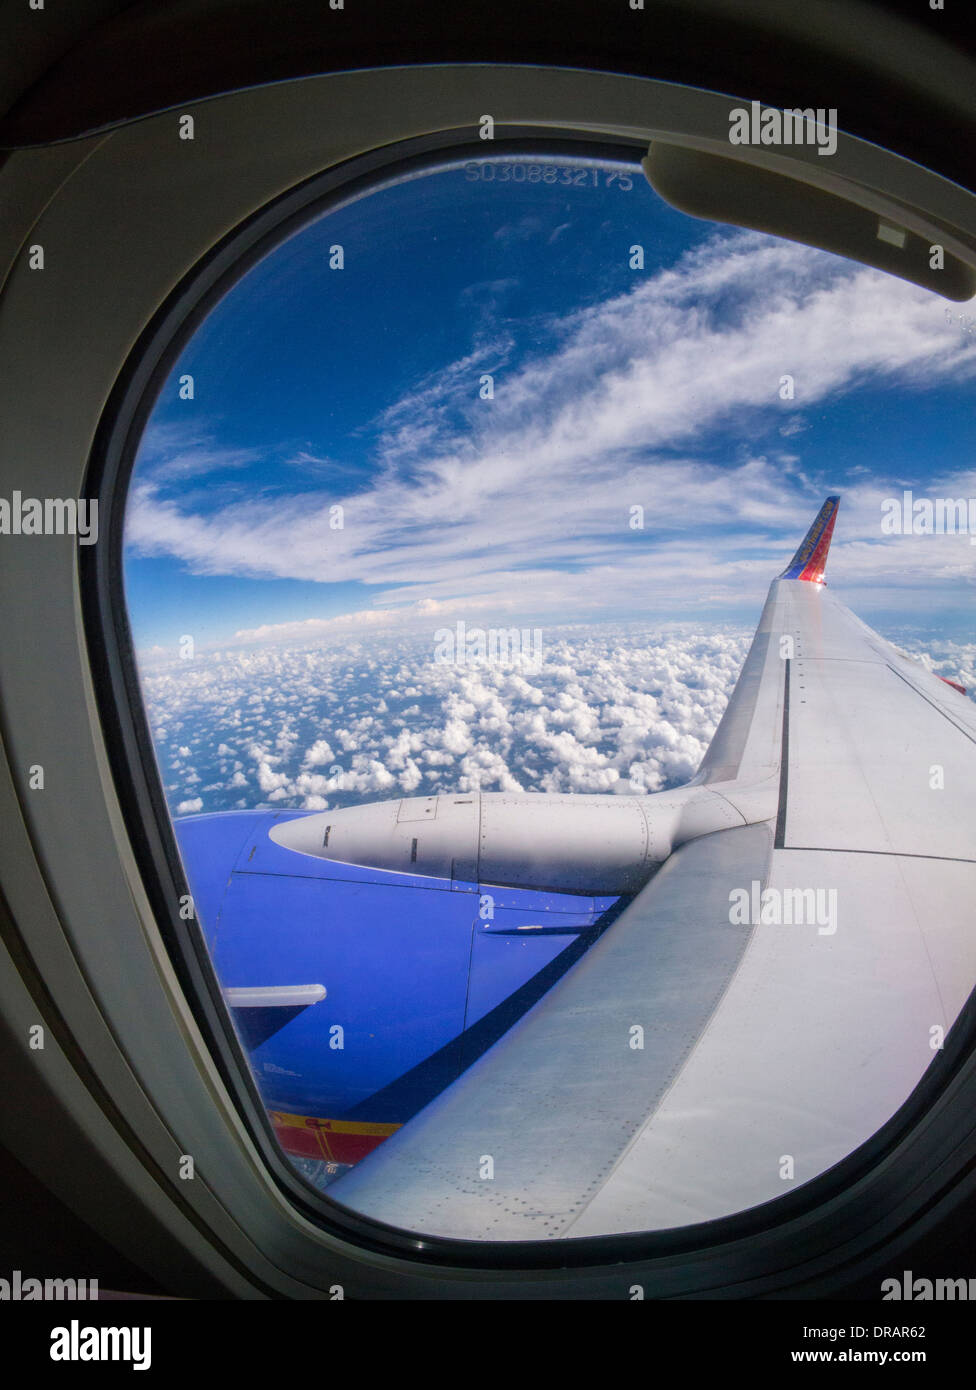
[146,624,976,822]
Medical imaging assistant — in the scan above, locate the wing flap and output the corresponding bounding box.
[570,847,976,1234]
[330,823,773,1238]
[332,833,976,1238]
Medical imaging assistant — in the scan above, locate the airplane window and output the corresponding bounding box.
[120,148,976,1241]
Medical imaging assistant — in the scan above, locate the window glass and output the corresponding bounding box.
[122,151,976,1237]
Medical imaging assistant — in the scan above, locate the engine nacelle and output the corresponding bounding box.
[269,787,740,895]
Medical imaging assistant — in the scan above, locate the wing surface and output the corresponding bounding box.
[330,501,976,1236]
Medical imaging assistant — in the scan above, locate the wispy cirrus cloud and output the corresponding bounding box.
[135,421,265,480]
[127,229,976,634]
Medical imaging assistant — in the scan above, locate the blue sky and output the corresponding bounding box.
[124,153,976,655]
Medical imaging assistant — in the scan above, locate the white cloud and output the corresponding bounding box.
[303,738,336,767]
[143,622,973,826]
[128,229,976,636]
[142,624,753,817]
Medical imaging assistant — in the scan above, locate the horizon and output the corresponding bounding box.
[122,153,976,661]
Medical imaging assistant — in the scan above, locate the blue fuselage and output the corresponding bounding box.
[175,810,620,1127]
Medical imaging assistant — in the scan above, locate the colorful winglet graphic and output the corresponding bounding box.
[780,496,840,584]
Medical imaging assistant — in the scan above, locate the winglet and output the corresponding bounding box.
[780,496,840,584]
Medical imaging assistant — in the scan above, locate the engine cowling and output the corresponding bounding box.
[269,787,741,895]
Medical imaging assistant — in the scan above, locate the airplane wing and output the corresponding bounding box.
[329,499,976,1237]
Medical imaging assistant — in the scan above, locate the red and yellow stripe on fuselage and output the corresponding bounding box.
[270,1109,400,1165]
